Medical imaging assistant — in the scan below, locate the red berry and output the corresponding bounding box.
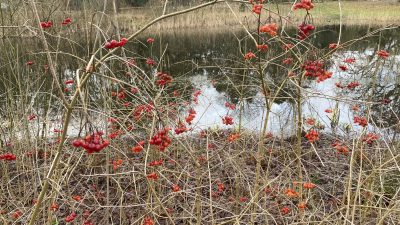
[72,140,82,147]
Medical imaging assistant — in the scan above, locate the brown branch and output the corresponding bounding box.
[29,0,70,108]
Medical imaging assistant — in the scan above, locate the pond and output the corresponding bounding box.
[0,25,399,139]
[134,25,400,137]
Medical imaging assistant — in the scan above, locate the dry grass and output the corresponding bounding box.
[3,2,398,37]
[302,1,400,25]
[115,1,400,32]
[1,1,400,225]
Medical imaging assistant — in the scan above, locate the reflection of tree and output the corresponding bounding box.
[132,25,400,107]
[368,83,400,128]
[346,27,400,129]
[359,58,400,129]
[2,25,399,118]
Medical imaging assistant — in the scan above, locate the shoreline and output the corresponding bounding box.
[2,2,399,38]
[115,1,400,32]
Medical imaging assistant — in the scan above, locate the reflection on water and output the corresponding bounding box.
[190,73,295,135]
[172,25,400,136]
[190,47,400,136]
[1,25,400,138]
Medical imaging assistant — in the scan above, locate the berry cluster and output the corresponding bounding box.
[252,4,263,14]
[227,133,240,142]
[65,212,77,223]
[112,159,123,170]
[354,116,368,127]
[293,0,314,11]
[149,128,172,151]
[0,153,16,161]
[283,58,293,65]
[346,81,360,89]
[111,90,125,100]
[40,21,53,29]
[175,121,188,135]
[317,71,333,83]
[222,116,234,125]
[147,37,155,43]
[332,141,349,155]
[305,118,316,126]
[149,159,164,167]
[302,60,332,82]
[256,44,268,51]
[12,210,22,219]
[303,60,323,76]
[108,130,122,139]
[172,184,181,192]
[329,43,338,49]
[344,58,356,63]
[339,65,348,71]
[156,72,173,86]
[146,58,155,66]
[225,102,236,110]
[61,17,72,26]
[303,182,316,189]
[259,23,278,36]
[193,90,202,104]
[132,141,145,153]
[335,81,361,89]
[281,206,290,215]
[285,188,299,198]
[211,181,225,198]
[185,109,196,125]
[146,172,158,180]
[377,50,389,59]
[72,132,110,154]
[305,129,319,142]
[244,52,256,60]
[133,104,154,120]
[65,79,74,85]
[217,182,225,192]
[363,133,379,145]
[104,38,128,49]
[143,217,154,225]
[298,23,315,40]
[83,220,94,225]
